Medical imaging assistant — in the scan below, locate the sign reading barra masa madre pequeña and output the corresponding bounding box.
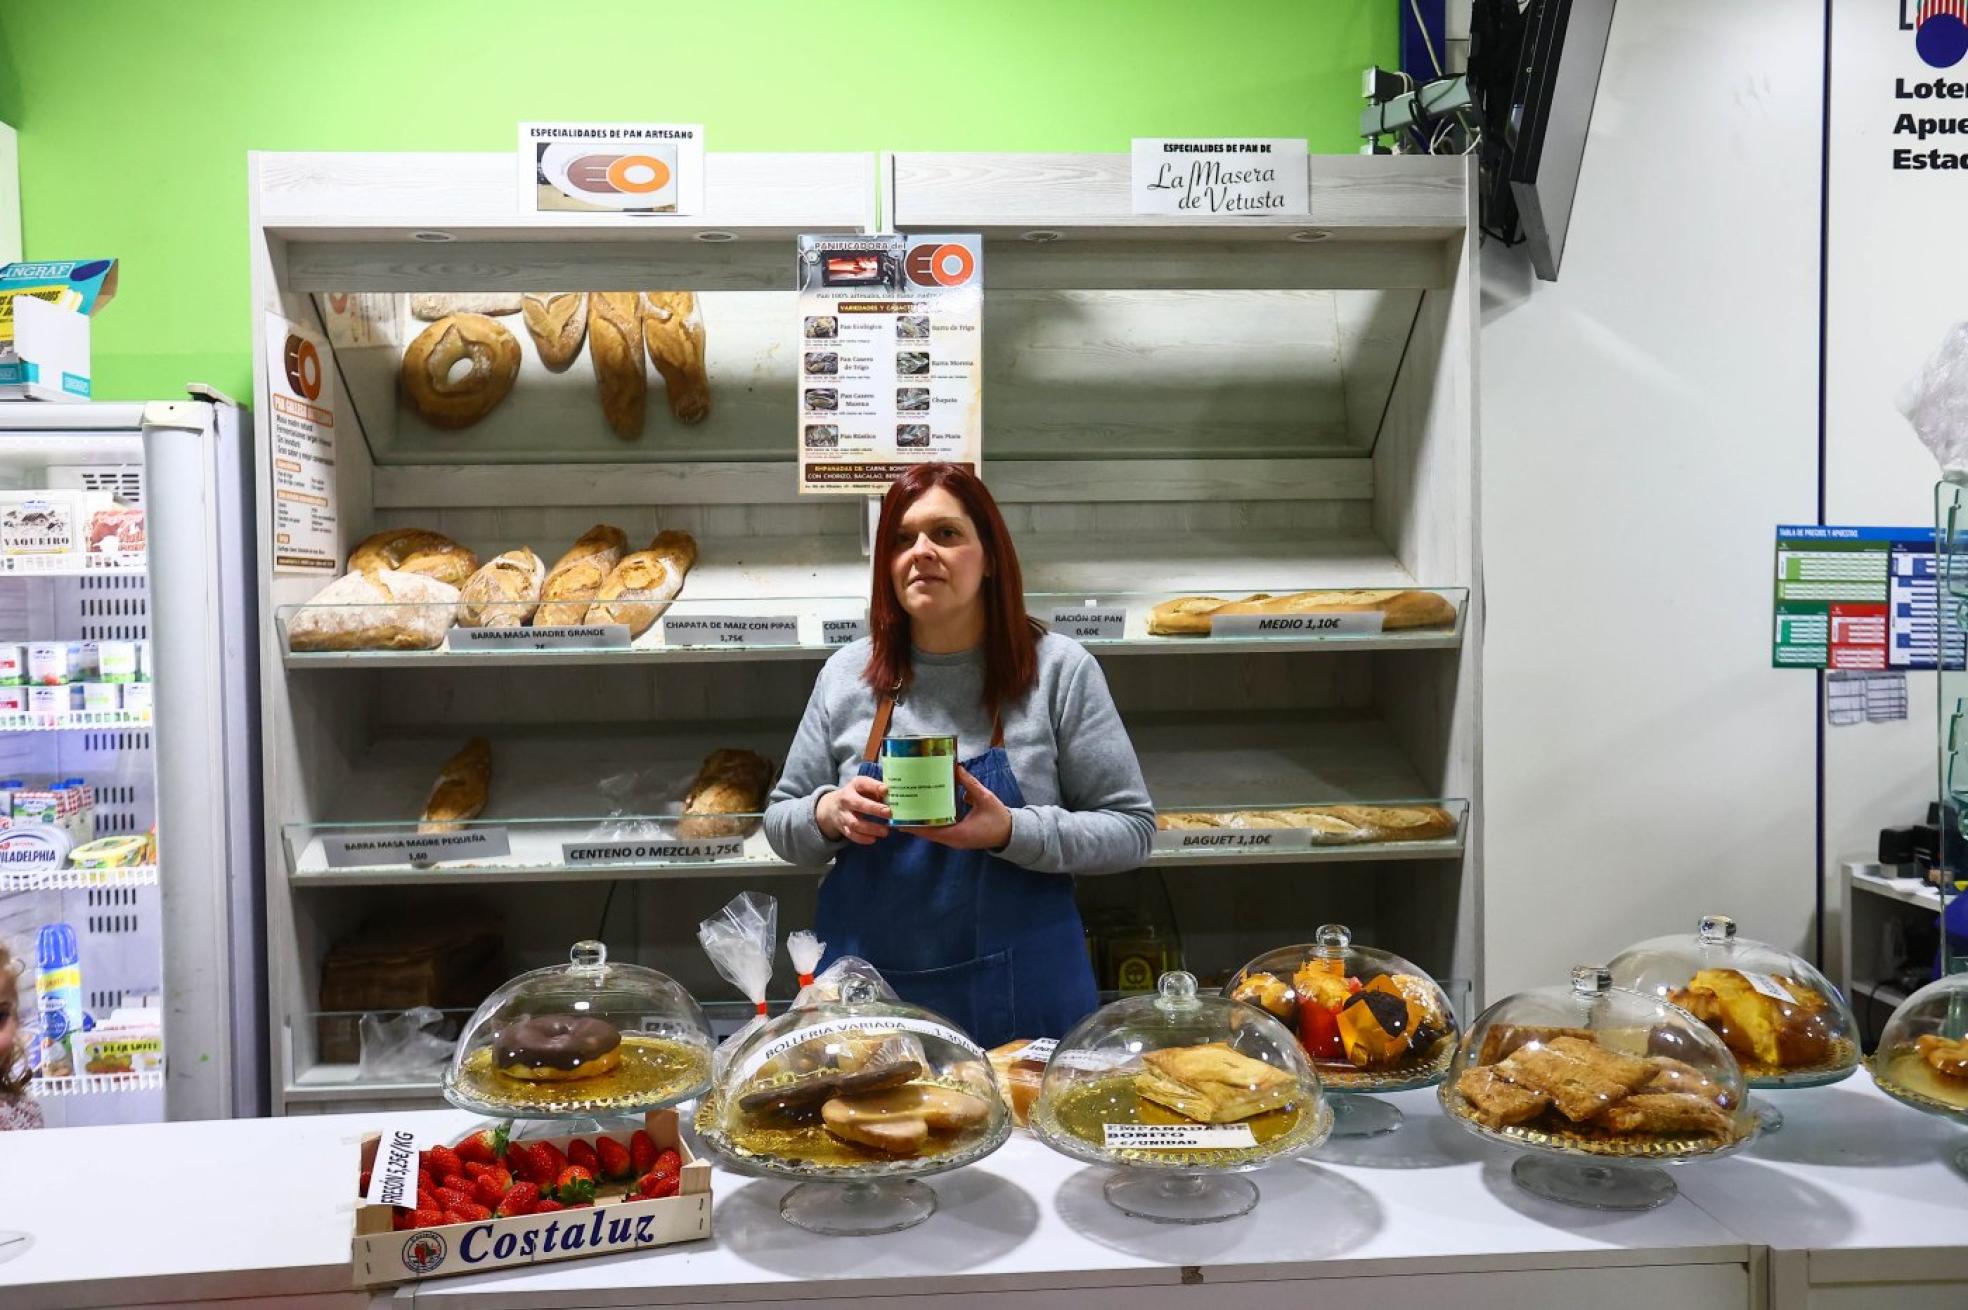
[1131,139,1309,216]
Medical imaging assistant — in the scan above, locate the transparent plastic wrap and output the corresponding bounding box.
[358,1006,458,1081]
[1899,321,1968,479]
[584,766,679,842]
[787,930,825,990]
[699,892,778,1080]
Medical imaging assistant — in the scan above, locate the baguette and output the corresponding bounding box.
[456,548,545,629]
[588,292,646,439]
[1154,804,1457,845]
[1146,588,1453,636]
[586,530,698,637]
[522,292,587,371]
[677,748,775,839]
[534,524,629,628]
[411,293,522,320]
[641,292,709,424]
[420,738,492,834]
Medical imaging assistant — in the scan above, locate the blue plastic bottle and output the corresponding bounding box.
[35,923,84,1078]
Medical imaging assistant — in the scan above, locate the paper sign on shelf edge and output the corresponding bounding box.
[518,123,705,217]
[1129,139,1310,217]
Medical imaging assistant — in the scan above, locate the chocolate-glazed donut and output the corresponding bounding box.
[494,1013,623,1082]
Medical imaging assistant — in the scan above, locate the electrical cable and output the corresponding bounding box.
[1409,0,1445,78]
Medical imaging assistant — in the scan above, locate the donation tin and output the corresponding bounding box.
[879,733,958,827]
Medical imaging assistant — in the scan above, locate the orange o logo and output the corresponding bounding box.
[282,334,322,401]
[905,242,975,288]
[605,154,672,195]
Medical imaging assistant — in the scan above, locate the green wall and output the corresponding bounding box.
[0,1,1395,403]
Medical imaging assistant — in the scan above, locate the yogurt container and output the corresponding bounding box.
[122,682,153,715]
[0,643,24,685]
[27,642,73,686]
[94,641,137,683]
[80,682,120,713]
[29,684,72,714]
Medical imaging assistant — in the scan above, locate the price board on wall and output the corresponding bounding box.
[1772,524,1943,670]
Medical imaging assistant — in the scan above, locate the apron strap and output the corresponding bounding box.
[862,694,1006,759]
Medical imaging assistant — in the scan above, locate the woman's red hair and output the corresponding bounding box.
[865,463,1042,723]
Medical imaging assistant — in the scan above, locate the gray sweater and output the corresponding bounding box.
[764,634,1155,875]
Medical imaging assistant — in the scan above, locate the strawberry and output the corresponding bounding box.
[442,1174,474,1195]
[454,1124,508,1167]
[553,1165,597,1204]
[566,1138,598,1174]
[448,1200,493,1222]
[425,1144,464,1181]
[471,1174,510,1209]
[529,1198,567,1215]
[359,1169,372,1196]
[596,1136,632,1181]
[432,1186,473,1213]
[396,1205,444,1231]
[653,1148,681,1176]
[536,1140,568,1178]
[393,1208,415,1231]
[494,1182,540,1218]
[508,1141,554,1187]
[629,1130,657,1176]
[637,1168,679,1200]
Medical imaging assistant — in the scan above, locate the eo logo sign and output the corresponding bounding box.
[562,153,673,198]
[904,242,978,289]
[1907,1,1968,69]
[401,1231,447,1275]
[281,333,323,401]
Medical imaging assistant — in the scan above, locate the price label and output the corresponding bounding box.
[1014,1038,1059,1064]
[1209,612,1385,638]
[322,828,511,868]
[662,615,800,647]
[1045,605,1126,642]
[561,836,746,865]
[446,624,630,652]
[1102,1122,1257,1150]
[365,1124,431,1208]
[1738,970,1799,1005]
[1152,827,1314,853]
[823,617,870,647]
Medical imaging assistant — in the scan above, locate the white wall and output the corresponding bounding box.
[0,122,19,266]
[1480,0,1822,996]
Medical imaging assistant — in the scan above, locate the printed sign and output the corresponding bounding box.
[661,616,800,647]
[1014,1038,1059,1064]
[263,312,340,573]
[732,1014,982,1086]
[1739,970,1799,1006]
[562,836,746,865]
[365,1124,430,1209]
[796,234,983,495]
[1772,525,1944,670]
[1131,139,1309,216]
[323,829,511,869]
[1046,605,1127,641]
[1210,612,1385,638]
[447,624,630,652]
[1102,1122,1257,1149]
[519,123,704,215]
[823,617,869,647]
[1152,827,1314,854]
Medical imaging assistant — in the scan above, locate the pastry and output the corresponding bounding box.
[1492,1034,1657,1122]
[738,1059,921,1116]
[1146,589,1455,636]
[535,524,629,627]
[411,293,522,320]
[347,528,479,588]
[1134,1042,1298,1123]
[1337,982,1422,1069]
[1455,1064,1551,1129]
[492,1013,622,1082]
[587,530,698,636]
[1292,961,1355,1061]
[986,1040,1045,1127]
[678,748,775,839]
[288,569,459,652]
[641,292,710,424]
[1477,1024,1594,1066]
[400,313,522,429]
[821,1093,929,1154]
[1597,1091,1734,1137]
[588,292,646,439]
[521,292,587,371]
[456,548,545,628]
[1667,969,1834,1069]
[1231,972,1298,1024]
[420,738,492,834]
[1917,1033,1968,1079]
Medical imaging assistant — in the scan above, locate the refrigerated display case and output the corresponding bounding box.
[0,395,263,1124]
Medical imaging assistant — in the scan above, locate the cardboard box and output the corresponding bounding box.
[0,260,116,401]
[351,1108,711,1289]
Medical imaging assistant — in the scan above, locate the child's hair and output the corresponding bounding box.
[0,942,26,1097]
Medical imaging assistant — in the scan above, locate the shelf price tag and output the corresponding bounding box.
[1152,827,1314,854]
[823,617,869,647]
[1102,1122,1257,1150]
[364,1123,432,1208]
[1045,604,1126,642]
[445,624,630,652]
[1209,612,1385,638]
[561,836,746,865]
[322,829,511,868]
[661,615,800,647]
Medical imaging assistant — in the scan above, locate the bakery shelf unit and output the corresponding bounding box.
[250,149,1480,1113]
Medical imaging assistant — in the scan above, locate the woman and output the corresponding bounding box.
[765,463,1154,1046]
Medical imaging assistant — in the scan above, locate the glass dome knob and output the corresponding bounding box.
[1571,965,1613,995]
[1315,924,1353,956]
[1154,970,1201,1013]
[570,940,608,968]
[1697,915,1738,943]
[841,976,878,1006]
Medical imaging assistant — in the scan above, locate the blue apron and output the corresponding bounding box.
[814,693,1099,1049]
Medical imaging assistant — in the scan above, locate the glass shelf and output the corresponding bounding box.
[1151,799,1466,865]
[278,585,1467,666]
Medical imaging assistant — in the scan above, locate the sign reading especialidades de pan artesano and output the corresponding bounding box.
[795,235,983,496]
[517,123,705,215]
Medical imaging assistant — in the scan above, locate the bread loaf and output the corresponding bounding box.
[400,314,521,430]
[456,548,545,628]
[587,530,698,637]
[534,524,629,627]
[411,293,522,320]
[348,528,479,588]
[288,569,459,652]
[522,292,587,371]
[1154,804,1457,845]
[641,292,709,424]
[420,738,492,834]
[588,293,646,439]
[677,748,774,839]
[1146,589,1455,636]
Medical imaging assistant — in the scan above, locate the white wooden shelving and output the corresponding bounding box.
[251,149,1480,1112]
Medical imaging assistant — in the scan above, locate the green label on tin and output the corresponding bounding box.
[882,752,956,825]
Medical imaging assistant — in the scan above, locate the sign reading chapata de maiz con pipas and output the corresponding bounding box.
[1130,138,1310,216]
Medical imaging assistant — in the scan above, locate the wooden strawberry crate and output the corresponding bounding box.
[351,1108,711,1288]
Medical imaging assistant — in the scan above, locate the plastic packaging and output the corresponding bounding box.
[794,954,899,1010]
[787,929,825,989]
[1899,321,1968,479]
[35,924,84,1077]
[357,1006,459,1080]
[699,892,779,1077]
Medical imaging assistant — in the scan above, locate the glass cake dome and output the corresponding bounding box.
[443,939,713,1120]
[1229,924,1458,1139]
[1607,914,1858,1133]
[695,972,1009,1235]
[1440,965,1755,1211]
[1869,972,1968,1172]
[1029,970,1331,1224]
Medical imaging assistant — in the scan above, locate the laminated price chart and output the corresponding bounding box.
[1772,525,1947,670]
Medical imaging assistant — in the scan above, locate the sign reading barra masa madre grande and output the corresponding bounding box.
[1131,139,1309,216]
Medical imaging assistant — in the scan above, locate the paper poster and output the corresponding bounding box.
[1130,139,1309,216]
[318,292,400,351]
[1772,525,1948,670]
[519,123,704,216]
[796,234,983,495]
[263,312,340,573]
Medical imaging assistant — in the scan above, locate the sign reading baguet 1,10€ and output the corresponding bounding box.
[1772,524,1943,670]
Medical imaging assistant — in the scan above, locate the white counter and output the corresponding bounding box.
[0,1071,1959,1310]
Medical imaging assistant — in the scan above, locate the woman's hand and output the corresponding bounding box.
[817,775,891,845]
[901,765,1014,852]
